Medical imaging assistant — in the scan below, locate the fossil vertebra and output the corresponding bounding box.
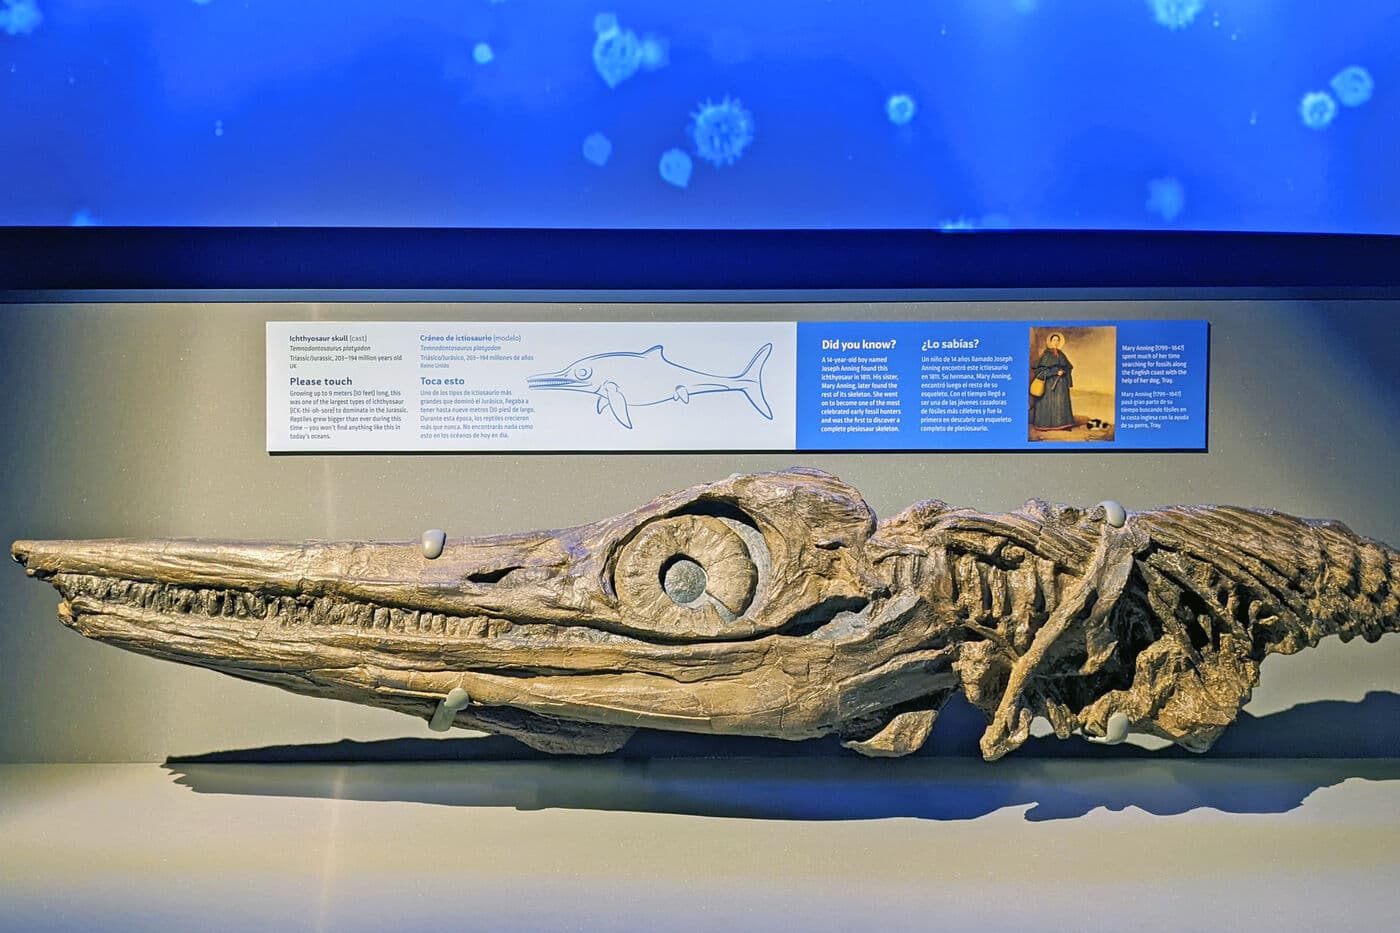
[12,469,1399,758]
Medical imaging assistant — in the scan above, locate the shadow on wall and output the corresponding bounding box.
[166,692,1400,822]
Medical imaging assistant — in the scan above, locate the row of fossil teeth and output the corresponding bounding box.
[52,573,515,638]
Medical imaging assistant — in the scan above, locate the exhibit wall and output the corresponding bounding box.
[2,2,1397,233]
[1,296,1397,763]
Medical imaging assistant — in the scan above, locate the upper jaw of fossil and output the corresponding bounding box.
[12,468,1400,759]
[11,470,941,753]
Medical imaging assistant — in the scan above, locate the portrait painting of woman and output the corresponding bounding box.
[1031,332,1075,430]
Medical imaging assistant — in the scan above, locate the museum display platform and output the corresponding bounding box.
[3,756,1398,932]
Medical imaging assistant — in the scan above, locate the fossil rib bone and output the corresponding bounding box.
[11,469,1399,758]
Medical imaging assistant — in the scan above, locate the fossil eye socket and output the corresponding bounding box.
[613,513,763,638]
[575,366,592,380]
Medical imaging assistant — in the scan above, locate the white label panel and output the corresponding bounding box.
[266,321,798,452]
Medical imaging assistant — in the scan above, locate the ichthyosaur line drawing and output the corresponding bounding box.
[527,343,773,429]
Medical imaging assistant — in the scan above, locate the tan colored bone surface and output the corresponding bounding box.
[12,469,1400,758]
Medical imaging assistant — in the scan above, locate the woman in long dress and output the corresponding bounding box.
[1031,332,1075,430]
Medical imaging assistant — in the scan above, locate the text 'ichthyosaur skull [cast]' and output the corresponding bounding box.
[12,470,1399,758]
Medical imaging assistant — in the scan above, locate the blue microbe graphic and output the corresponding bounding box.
[1145,176,1185,222]
[639,36,669,72]
[1299,91,1338,130]
[593,12,618,35]
[659,148,693,188]
[593,18,642,88]
[1,0,43,36]
[886,93,917,126]
[1149,0,1204,31]
[1330,66,1374,108]
[472,42,494,65]
[688,97,755,168]
[582,132,612,167]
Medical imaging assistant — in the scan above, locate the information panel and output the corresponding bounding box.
[267,320,1207,452]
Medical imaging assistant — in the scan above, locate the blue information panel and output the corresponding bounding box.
[267,319,1207,452]
[797,320,1208,451]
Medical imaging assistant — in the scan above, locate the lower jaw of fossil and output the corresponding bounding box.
[45,571,874,745]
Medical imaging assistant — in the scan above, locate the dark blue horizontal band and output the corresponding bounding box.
[3,227,1400,293]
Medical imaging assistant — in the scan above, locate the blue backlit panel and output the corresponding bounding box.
[2,1,1396,231]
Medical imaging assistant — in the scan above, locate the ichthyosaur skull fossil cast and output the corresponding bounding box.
[11,469,1400,759]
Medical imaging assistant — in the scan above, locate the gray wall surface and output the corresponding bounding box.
[2,297,1397,762]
